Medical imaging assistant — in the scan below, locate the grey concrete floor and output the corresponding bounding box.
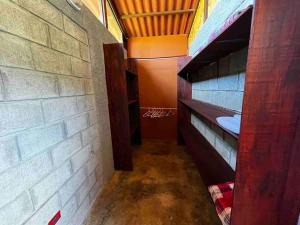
[85,140,221,225]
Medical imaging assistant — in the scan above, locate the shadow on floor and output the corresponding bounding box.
[85,140,221,225]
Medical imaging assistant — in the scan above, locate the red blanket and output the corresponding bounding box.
[208,182,234,225]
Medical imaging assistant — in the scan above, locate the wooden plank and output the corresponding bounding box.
[127,58,142,145]
[179,99,239,140]
[126,58,138,75]
[231,1,300,224]
[177,74,192,144]
[177,56,192,73]
[179,118,235,186]
[128,99,138,105]
[178,6,253,78]
[103,43,133,171]
[121,9,195,19]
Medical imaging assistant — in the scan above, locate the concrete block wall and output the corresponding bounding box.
[0,0,117,225]
[189,0,252,170]
[191,114,238,169]
[189,0,253,56]
[192,47,247,112]
[191,48,248,170]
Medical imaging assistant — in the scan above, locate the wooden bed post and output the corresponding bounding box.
[103,43,133,171]
[231,1,300,225]
[177,57,192,145]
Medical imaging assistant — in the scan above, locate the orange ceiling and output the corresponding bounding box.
[111,0,200,37]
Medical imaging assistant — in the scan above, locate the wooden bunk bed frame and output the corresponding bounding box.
[103,44,141,171]
[177,1,300,225]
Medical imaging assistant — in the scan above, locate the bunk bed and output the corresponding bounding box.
[126,59,142,145]
[177,7,253,224]
[178,4,252,174]
[103,44,141,171]
[178,2,300,225]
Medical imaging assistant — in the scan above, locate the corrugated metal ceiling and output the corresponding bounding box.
[111,0,200,37]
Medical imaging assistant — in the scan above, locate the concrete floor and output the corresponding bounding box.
[85,140,221,225]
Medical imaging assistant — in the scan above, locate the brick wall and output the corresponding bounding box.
[0,0,117,225]
[189,0,252,170]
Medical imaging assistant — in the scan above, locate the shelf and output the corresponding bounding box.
[126,70,137,78]
[130,124,138,137]
[179,120,235,185]
[128,99,138,105]
[178,6,253,79]
[179,99,239,140]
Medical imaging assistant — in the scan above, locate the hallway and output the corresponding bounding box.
[85,141,221,225]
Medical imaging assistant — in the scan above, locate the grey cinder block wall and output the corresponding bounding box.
[191,48,247,170]
[0,0,117,225]
[189,0,253,170]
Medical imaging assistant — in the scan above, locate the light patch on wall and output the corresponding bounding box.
[107,1,123,42]
[188,0,219,46]
[188,0,205,46]
[82,0,106,23]
[208,0,219,15]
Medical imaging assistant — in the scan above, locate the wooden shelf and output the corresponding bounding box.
[178,6,253,79]
[126,70,137,77]
[126,59,141,145]
[103,43,134,171]
[179,99,239,139]
[179,120,235,185]
[126,58,138,76]
[130,124,138,136]
[128,99,138,105]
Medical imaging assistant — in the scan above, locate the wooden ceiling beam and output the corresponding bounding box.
[121,9,195,19]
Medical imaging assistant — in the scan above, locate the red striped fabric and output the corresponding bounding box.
[208,182,234,225]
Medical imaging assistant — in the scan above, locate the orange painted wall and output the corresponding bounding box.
[128,35,188,58]
[138,58,178,140]
[130,35,187,140]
